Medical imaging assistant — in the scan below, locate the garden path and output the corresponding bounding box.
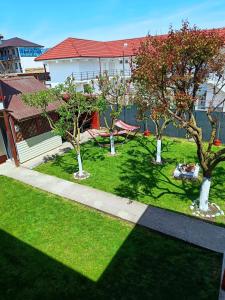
[1,161,225,253]
[1,161,225,299]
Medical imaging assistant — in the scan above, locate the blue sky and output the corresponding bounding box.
[1,0,225,47]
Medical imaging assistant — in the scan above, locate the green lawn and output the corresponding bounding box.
[35,136,225,225]
[0,175,222,299]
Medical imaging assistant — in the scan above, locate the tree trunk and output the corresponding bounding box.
[199,176,211,211]
[110,133,116,155]
[77,152,83,176]
[156,139,162,163]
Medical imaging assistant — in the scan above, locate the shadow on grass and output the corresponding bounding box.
[137,136,175,158]
[46,142,107,175]
[115,137,200,203]
[0,225,221,300]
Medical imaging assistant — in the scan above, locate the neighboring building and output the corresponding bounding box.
[35,37,147,85]
[0,76,62,165]
[36,28,225,111]
[0,35,47,74]
[196,82,225,112]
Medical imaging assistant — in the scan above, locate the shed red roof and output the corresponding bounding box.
[1,77,59,120]
[35,27,225,62]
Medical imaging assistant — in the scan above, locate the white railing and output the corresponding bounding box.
[72,69,131,81]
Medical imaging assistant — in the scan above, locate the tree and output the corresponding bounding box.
[134,81,170,163]
[97,72,130,155]
[133,21,225,212]
[22,76,99,179]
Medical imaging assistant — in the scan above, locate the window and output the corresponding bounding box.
[198,91,207,110]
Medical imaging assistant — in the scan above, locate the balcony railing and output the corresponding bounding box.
[0,55,19,61]
[72,69,131,81]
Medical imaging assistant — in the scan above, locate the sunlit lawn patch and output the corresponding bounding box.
[0,176,222,299]
[35,136,225,226]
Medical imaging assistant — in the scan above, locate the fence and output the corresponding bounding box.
[100,105,225,143]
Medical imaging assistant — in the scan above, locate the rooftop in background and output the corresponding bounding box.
[35,27,225,62]
[0,37,43,49]
[34,36,159,61]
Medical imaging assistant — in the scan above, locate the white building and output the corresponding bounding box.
[36,33,225,111]
[35,37,146,86]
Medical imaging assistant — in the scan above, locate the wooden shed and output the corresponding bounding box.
[0,76,62,165]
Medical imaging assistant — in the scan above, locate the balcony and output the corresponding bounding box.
[72,69,131,81]
[0,54,19,61]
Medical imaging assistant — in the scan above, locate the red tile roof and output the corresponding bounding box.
[35,36,149,61]
[35,28,225,62]
[1,77,59,120]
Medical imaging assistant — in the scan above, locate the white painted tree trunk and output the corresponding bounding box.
[156,139,162,163]
[199,177,211,211]
[77,152,83,177]
[110,133,116,155]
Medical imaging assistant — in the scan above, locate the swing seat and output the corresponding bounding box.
[88,120,140,146]
[114,120,140,132]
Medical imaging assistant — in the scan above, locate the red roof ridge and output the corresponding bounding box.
[67,38,80,57]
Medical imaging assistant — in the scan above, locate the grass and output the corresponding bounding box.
[0,175,222,299]
[35,135,225,226]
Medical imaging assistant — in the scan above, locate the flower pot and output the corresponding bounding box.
[213,139,222,146]
[144,129,151,137]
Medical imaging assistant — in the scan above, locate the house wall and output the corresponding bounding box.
[16,131,62,163]
[0,47,21,73]
[20,56,44,72]
[205,84,225,112]
[196,83,225,111]
[46,57,131,85]
[14,115,58,142]
[13,114,62,163]
[48,60,80,84]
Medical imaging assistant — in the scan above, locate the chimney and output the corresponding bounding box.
[0,34,4,45]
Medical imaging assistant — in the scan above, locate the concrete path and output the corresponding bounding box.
[1,162,225,299]
[1,162,225,254]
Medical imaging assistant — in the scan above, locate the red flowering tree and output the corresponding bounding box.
[133,21,225,212]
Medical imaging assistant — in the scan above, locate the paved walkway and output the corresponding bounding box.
[1,162,225,299]
[1,162,225,254]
